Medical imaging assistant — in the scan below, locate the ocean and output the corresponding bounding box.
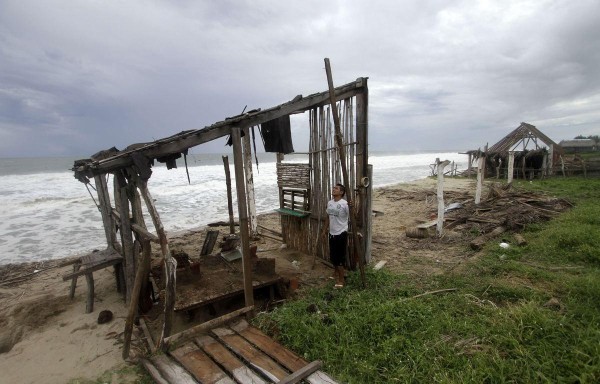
[0,151,467,265]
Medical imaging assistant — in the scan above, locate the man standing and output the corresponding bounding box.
[322,183,349,288]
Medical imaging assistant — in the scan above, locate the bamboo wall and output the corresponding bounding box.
[279,98,360,264]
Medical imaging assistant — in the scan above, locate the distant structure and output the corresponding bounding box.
[558,139,597,153]
[464,122,563,180]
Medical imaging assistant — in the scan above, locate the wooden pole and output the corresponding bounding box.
[116,171,135,304]
[231,128,255,310]
[508,151,515,184]
[276,153,286,244]
[222,156,236,235]
[436,160,451,237]
[242,127,258,237]
[475,155,485,204]
[324,58,366,287]
[94,174,117,250]
[137,180,175,350]
[122,239,152,359]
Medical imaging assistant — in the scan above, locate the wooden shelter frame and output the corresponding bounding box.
[72,77,370,351]
[463,122,563,180]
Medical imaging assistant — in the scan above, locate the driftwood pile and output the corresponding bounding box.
[441,183,573,249]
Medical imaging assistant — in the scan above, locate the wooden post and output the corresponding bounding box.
[364,165,373,263]
[355,79,369,255]
[276,153,286,244]
[507,151,515,184]
[242,127,258,237]
[222,156,236,235]
[475,155,485,204]
[231,127,255,310]
[94,174,117,250]
[116,171,135,304]
[324,58,366,287]
[436,160,451,237]
[467,153,473,178]
[122,239,152,359]
[548,145,554,175]
[137,180,175,350]
[542,152,548,179]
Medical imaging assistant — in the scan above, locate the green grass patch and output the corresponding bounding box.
[254,177,600,383]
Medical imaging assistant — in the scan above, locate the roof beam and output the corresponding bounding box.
[74,78,367,178]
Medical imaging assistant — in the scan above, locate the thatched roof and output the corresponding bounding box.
[488,122,560,154]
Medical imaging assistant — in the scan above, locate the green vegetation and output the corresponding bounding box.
[254,177,600,383]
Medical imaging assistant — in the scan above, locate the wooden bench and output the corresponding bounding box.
[276,188,310,217]
[62,250,124,313]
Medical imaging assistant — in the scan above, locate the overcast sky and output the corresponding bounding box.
[1,0,599,158]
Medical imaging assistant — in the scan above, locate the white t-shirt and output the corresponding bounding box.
[326,198,349,235]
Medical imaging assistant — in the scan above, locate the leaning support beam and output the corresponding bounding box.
[231,127,255,311]
[94,174,117,250]
[164,306,254,348]
[137,180,175,350]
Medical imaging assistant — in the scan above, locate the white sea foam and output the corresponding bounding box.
[0,151,467,265]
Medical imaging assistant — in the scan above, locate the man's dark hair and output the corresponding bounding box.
[336,183,346,197]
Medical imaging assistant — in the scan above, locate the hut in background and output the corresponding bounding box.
[464,122,563,180]
[559,139,597,153]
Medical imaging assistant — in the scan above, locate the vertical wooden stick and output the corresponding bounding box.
[436,160,450,237]
[94,174,117,250]
[122,239,151,359]
[116,171,135,304]
[222,156,236,235]
[475,155,485,204]
[242,128,258,237]
[324,58,366,287]
[508,151,515,184]
[231,128,255,310]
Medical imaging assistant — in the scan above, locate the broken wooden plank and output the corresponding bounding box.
[373,260,387,271]
[277,360,323,384]
[212,326,289,381]
[470,226,506,251]
[149,354,197,384]
[231,319,339,384]
[196,335,267,384]
[230,319,306,371]
[139,358,170,384]
[200,230,220,256]
[165,306,253,347]
[170,342,235,384]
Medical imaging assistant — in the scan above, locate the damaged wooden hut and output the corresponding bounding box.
[464,122,563,181]
[70,75,371,365]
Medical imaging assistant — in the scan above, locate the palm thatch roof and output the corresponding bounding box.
[488,122,561,154]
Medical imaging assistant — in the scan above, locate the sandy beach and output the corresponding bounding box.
[0,177,479,383]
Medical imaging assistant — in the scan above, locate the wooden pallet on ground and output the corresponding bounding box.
[142,318,339,384]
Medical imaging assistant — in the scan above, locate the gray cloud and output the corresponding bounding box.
[1,0,599,157]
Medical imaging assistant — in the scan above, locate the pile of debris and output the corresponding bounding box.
[440,183,573,243]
